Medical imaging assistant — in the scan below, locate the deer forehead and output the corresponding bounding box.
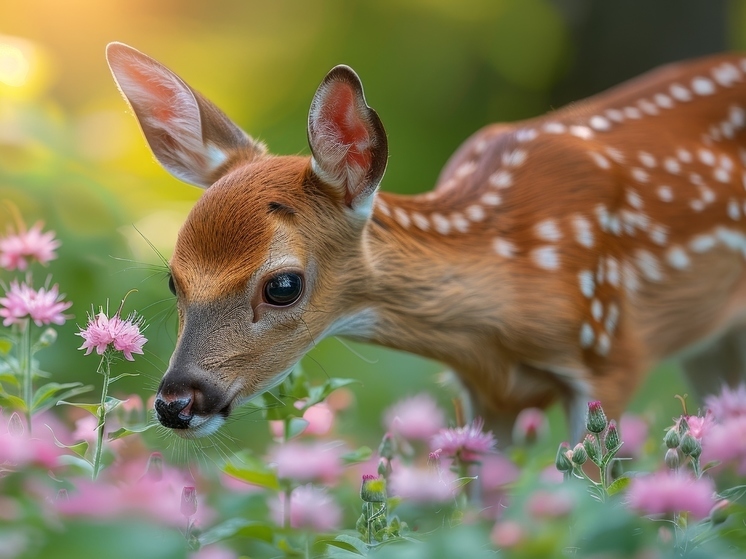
[171,156,313,302]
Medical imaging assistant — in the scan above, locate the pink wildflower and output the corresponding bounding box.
[679,413,715,440]
[0,222,60,271]
[384,393,446,440]
[430,417,496,461]
[388,463,458,503]
[268,441,344,484]
[705,384,746,421]
[627,471,716,519]
[525,489,576,518]
[701,416,746,475]
[77,310,147,361]
[618,413,649,458]
[0,412,61,469]
[0,281,71,327]
[269,484,341,531]
[512,407,548,445]
[490,520,525,548]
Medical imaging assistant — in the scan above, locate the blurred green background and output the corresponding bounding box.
[1,0,743,453]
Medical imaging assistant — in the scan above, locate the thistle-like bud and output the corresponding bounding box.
[663,427,680,449]
[586,401,608,434]
[680,433,701,457]
[571,443,587,466]
[583,434,601,464]
[180,486,197,518]
[710,500,731,525]
[555,442,573,472]
[378,432,395,461]
[664,448,680,470]
[677,416,690,435]
[604,420,621,451]
[360,474,387,503]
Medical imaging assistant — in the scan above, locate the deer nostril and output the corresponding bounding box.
[154,394,193,429]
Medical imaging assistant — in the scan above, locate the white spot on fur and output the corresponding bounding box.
[480,192,502,206]
[638,151,657,168]
[728,199,741,221]
[516,128,539,142]
[605,109,624,123]
[431,213,451,235]
[605,303,620,335]
[532,246,560,270]
[578,270,595,298]
[690,234,716,253]
[450,212,469,233]
[580,322,595,348]
[631,168,650,183]
[569,125,594,140]
[411,212,430,231]
[670,83,692,102]
[465,204,486,222]
[393,207,410,228]
[591,298,603,322]
[606,256,620,287]
[676,148,693,163]
[649,224,669,246]
[635,249,663,282]
[596,333,611,356]
[622,260,639,292]
[714,168,731,183]
[624,106,642,119]
[535,218,562,242]
[663,157,681,174]
[692,76,716,96]
[455,161,477,178]
[493,238,516,258]
[625,189,644,210]
[690,199,705,212]
[572,215,595,248]
[656,185,674,202]
[666,246,690,270]
[489,170,513,189]
[698,148,716,166]
[654,93,674,109]
[543,122,566,134]
[502,149,528,168]
[605,147,626,163]
[589,116,611,131]
[712,63,741,87]
[595,204,611,232]
[638,99,659,115]
[589,151,611,170]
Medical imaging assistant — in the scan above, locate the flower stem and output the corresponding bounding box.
[19,319,33,433]
[92,353,111,480]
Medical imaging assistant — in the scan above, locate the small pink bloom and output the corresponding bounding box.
[525,489,575,518]
[0,222,60,271]
[490,520,525,548]
[618,413,649,458]
[384,393,445,440]
[0,281,71,327]
[705,383,746,421]
[388,463,457,503]
[268,441,344,484]
[302,402,335,436]
[512,407,548,445]
[269,484,341,531]
[701,416,746,475]
[0,412,63,469]
[627,471,716,519]
[680,413,715,441]
[77,310,147,361]
[480,454,520,491]
[430,417,496,462]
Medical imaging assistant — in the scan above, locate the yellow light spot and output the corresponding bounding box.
[0,42,30,88]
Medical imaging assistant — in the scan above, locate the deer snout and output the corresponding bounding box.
[154,365,232,435]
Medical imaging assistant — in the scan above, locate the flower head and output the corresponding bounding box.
[430,417,496,462]
[268,441,344,484]
[705,384,746,421]
[512,407,548,445]
[384,393,446,440]
[0,222,60,271]
[77,309,147,361]
[0,281,71,327]
[388,463,457,503]
[269,484,341,531]
[586,401,608,434]
[626,471,715,519]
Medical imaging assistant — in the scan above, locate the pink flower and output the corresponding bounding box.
[0,222,60,271]
[430,417,496,461]
[701,416,746,475]
[627,471,716,519]
[268,441,344,484]
[77,310,147,361]
[0,412,62,469]
[705,384,746,421]
[511,407,547,445]
[525,489,575,518]
[384,393,445,440]
[618,413,649,458]
[490,520,525,548]
[301,402,335,436]
[0,281,71,327]
[388,463,458,503]
[480,454,520,491]
[679,413,715,440]
[269,484,341,531]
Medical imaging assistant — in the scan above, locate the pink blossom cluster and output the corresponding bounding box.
[627,471,716,519]
[0,281,71,327]
[388,462,458,503]
[430,416,496,462]
[384,393,445,440]
[269,484,342,531]
[0,412,60,470]
[0,222,60,271]
[77,310,147,361]
[700,383,746,475]
[268,440,344,484]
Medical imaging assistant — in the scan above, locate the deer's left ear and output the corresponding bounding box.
[308,65,388,218]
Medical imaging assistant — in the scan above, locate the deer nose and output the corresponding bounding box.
[154,391,194,429]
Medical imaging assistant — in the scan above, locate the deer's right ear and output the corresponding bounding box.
[308,65,388,219]
[106,42,265,188]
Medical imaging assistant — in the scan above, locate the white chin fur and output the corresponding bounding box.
[175,414,225,438]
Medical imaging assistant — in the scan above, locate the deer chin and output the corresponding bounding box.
[172,413,226,439]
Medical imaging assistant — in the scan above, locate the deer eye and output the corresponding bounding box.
[168,274,177,295]
[263,272,304,306]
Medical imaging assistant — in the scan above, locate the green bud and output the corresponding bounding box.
[555,442,573,472]
[378,433,395,461]
[571,443,587,466]
[586,401,608,434]
[583,434,601,464]
[604,420,621,451]
[38,328,57,348]
[710,500,731,525]
[663,427,680,449]
[664,448,680,470]
[680,433,700,457]
[360,475,387,503]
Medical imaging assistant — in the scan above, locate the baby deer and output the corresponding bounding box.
[107,43,746,444]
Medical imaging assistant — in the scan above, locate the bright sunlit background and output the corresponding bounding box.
[1,0,743,455]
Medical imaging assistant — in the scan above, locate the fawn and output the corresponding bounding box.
[107,43,746,444]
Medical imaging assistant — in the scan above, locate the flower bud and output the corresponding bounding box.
[586,401,608,434]
[663,427,680,449]
[664,448,680,470]
[378,432,395,461]
[180,486,197,518]
[145,452,163,481]
[377,457,391,478]
[38,327,57,348]
[555,442,573,472]
[7,412,24,437]
[571,443,587,466]
[677,416,690,435]
[583,434,601,464]
[360,475,387,503]
[710,500,731,525]
[604,420,621,451]
[680,433,701,457]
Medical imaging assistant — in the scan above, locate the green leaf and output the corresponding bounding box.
[328,534,369,556]
[31,382,93,413]
[57,454,93,474]
[606,476,631,496]
[305,378,359,409]
[108,372,139,385]
[57,400,101,416]
[0,392,26,411]
[223,453,280,490]
[719,484,746,502]
[45,424,90,458]
[103,396,126,414]
[285,417,309,439]
[341,446,373,465]
[108,423,156,441]
[452,476,478,490]
[0,373,19,387]
[198,518,274,546]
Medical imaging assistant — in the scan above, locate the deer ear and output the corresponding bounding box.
[308,65,388,218]
[106,42,265,188]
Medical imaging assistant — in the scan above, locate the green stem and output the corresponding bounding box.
[595,433,608,491]
[92,353,111,480]
[19,319,33,433]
